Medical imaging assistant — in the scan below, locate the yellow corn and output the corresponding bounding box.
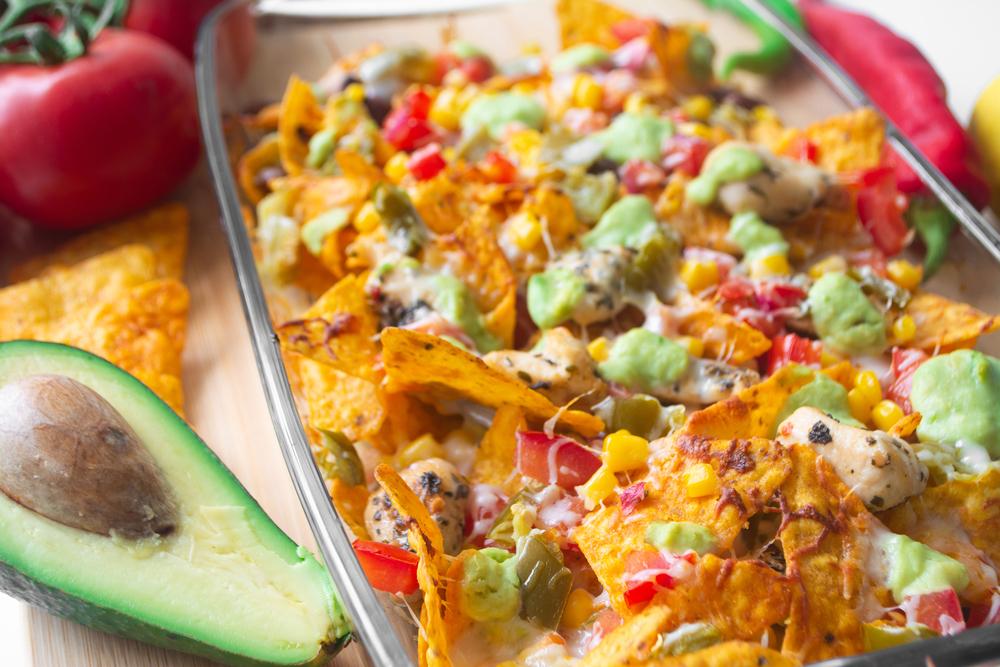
[507,128,542,163]
[684,462,720,498]
[511,81,538,96]
[442,146,457,162]
[572,74,603,110]
[395,434,446,469]
[871,399,905,432]
[752,105,778,122]
[808,255,848,279]
[577,465,617,510]
[677,336,705,358]
[848,371,882,423]
[603,430,650,472]
[384,152,409,183]
[430,87,462,131]
[623,92,650,115]
[587,336,609,363]
[854,370,882,398]
[507,211,542,251]
[561,589,596,629]
[887,259,923,291]
[891,314,917,343]
[679,122,714,141]
[680,259,720,293]
[682,94,714,121]
[820,349,843,368]
[750,253,792,279]
[344,82,365,103]
[353,201,381,233]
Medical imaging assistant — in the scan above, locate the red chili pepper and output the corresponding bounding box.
[382,90,436,151]
[480,150,518,184]
[515,431,602,490]
[766,333,822,375]
[352,539,420,595]
[407,143,447,181]
[885,346,929,414]
[800,0,990,208]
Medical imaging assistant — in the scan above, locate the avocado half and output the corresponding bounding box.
[0,340,350,666]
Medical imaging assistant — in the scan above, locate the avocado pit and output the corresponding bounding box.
[0,374,178,539]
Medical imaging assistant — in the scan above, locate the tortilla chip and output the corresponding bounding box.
[889,412,921,439]
[574,435,792,616]
[372,392,460,455]
[380,328,603,437]
[650,641,799,667]
[756,109,885,174]
[555,0,635,49]
[579,604,672,667]
[278,76,324,177]
[10,203,189,282]
[904,291,1000,352]
[779,445,867,663]
[443,550,474,644]
[659,177,738,253]
[649,22,707,95]
[329,477,370,540]
[410,173,467,235]
[683,365,815,440]
[471,404,525,493]
[677,296,772,365]
[239,133,281,204]
[296,356,386,443]
[277,274,379,381]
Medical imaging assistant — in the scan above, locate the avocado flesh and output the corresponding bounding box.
[0,341,350,666]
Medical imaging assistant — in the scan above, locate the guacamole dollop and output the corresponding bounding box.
[526,267,587,330]
[776,373,862,429]
[598,329,689,391]
[726,211,788,262]
[807,273,886,355]
[459,548,521,622]
[880,533,969,602]
[550,43,611,73]
[685,145,764,205]
[599,113,674,163]
[911,349,1000,458]
[645,521,716,556]
[581,195,659,250]
[462,92,545,140]
[430,275,501,353]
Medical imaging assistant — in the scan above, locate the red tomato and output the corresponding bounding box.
[353,539,420,595]
[382,90,436,151]
[407,143,447,181]
[460,55,494,83]
[967,590,1000,627]
[515,431,602,490]
[432,51,463,84]
[886,347,930,414]
[767,333,822,375]
[0,29,199,230]
[610,18,654,43]
[480,150,518,184]
[662,135,711,176]
[854,166,911,257]
[620,159,666,193]
[125,0,226,60]
[901,589,965,635]
[621,550,692,608]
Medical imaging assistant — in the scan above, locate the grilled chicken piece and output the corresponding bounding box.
[652,357,760,406]
[776,407,927,511]
[547,247,635,326]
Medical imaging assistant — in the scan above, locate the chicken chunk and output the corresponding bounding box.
[548,246,635,326]
[776,407,927,510]
[364,458,470,555]
[484,327,607,406]
[651,357,760,406]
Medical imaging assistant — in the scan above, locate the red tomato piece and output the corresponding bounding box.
[767,333,822,375]
[353,539,420,595]
[382,90,436,151]
[967,590,1000,627]
[460,55,495,83]
[901,589,965,635]
[481,150,518,184]
[886,347,930,414]
[432,51,463,84]
[620,159,666,193]
[847,247,889,277]
[622,550,682,608]
[662,134,711,176]
[854,166,911,257]
[464,484,507,544]
[786,135,819,163]
[407,143,447,181]
[610,17,654,43]
[515,431,602,490]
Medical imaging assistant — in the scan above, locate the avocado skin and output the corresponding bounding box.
[0,341,351,666]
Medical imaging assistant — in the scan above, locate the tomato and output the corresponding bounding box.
[620,159,666,193]
[464,484,507,544]
[610,18,654,44]
[353,539,420,595]
[715,278,807,339]
[886,347,930,414]
[621,550,694,609]
[460,55,495,83]
[383,90,436,151]
[967,590,1000,627]
[515,431,602,490]
[662,134,711,175]
[480,150,518,184]
[900,589,965,635]
[853,166,912,257]
[0,29,199,230]
[407,143,447,181]
[785,135,819,163]
[767,333,822,375]
[125,0,226,60]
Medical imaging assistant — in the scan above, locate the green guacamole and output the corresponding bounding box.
[726,211,788,262]
[598,328,689,392]
[776,373,862,429]
[599,113,674,163]
[300,207,351,255]
[685,145,764,205]
[461,92,545,140]
[880,533,969,602]
[430,275,501,353]
[581,195,659,250]
[645,521,716,556]
[911,350,1000,458]
[550,43,611,73]
[807,273,886,355]
[526,267,587,330]
[459,548,520,622]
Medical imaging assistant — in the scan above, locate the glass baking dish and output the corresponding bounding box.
[195,1,1000,665]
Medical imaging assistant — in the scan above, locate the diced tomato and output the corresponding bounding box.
[767,333,822,375]
[515,431,602,490]
[901,589,965,635]
[610,17,653,44]
[382,90,436,151]
[847,247,889,277]
[407,143,447,181]
[786,135,819,163]
[480,150,518,184]
[968,590,1000,627]
[715,278,808,339]
[621,550,693,609]
[432,51,463,84]
[353,539,420,595]
[460,55,495,83]
[662,134,711,176]
[620,159,666,193]
[853,166,911,257]
[886,347,930,414]
[755,281,808,311]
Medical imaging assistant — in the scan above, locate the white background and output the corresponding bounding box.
[0,0,996,664]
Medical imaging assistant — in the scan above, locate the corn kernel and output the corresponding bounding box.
[682,94,714,121]
[623,92,650,115]
[684,462,720,498]
[455,84,481,113]
[507,211,542,251]
[808,255,848,279]
[577,465,617,510]
[507,128,542,162]
[384,152,409,183]
[887,259,923,291]
[561,589,595,629]
[603,430,650,472]
[353,201,381,233]
[854,370,882,397]
[750,253,792,279]
[678,121,714,141]
[442,147,457,162]
[848,372,882,424]
[680,259,720,293]
[572,74,603,110]
[752,105,777,122]
[891,314,916,343]
[820,349,843,368]
[429,87,462,131]
[871,399,904,432]
[395,434,445,469]
[344,82,365,103]
[511,81,538,96]
[587,337,609,362]
[677,336,704,358]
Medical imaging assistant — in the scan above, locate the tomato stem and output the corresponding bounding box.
[0,0,127,65]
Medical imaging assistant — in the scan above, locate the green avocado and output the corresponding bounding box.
[459,548,520,622]
[726,211,788,262]
[582,195,660,250]
[550,43,611,73]
[526,266,587,330]
[461,92,545,140]
[879,532,969,602]
[0,341,349,667]
[598,113,674,163]
[685,145,763,205]
[598,328,689,392]
[777,373,862,429]
[807,273,887,355]
[645,521,716,556]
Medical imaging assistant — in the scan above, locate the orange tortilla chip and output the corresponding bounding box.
[889,412,921,439]
[578,604,671,667]
[757,108,885,174]
[10,203,189,282]
[380,328,603,437]
[238,133,281,204]
[904,291,1000,352]
[329,478,370,540]
[410,173,467,235]
[555,0,635,49]
[471,404,525,493]
[659,175,738,253]
[655,641,800,667]
[677,296,772,365]
[296,356,386,443]
[278,76,324,177]
[372,392,460,455]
